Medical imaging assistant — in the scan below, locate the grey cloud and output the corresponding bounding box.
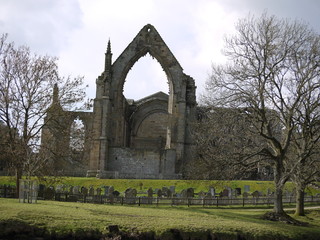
[0,0,83,55]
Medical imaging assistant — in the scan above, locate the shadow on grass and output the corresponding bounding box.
[0,219,102,240]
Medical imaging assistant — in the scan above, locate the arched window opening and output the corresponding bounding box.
[123,54,169,100]
[69,117,85,152]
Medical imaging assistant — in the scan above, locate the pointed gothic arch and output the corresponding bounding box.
[87,24,197,179]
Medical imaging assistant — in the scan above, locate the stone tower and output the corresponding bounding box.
[86,24,197,178]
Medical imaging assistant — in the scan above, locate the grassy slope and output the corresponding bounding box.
[0,198,320,239]
[1,176,319,195]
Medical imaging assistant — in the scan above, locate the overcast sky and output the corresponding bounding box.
[1,0,319,101]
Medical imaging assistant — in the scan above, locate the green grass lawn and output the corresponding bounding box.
[0,198,320,239]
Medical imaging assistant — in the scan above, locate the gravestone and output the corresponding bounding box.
[69,186,74,194]
[203,194,214,205]
[56,185,64,193]
[44,186,55,200]
[186,188,194,198]
[235,188,241,196]
[147,188,153,198]
[103,186,110,196]
[244,185,250,193]
[81,187,88,196]
[221,189,229,198]
[227,187,232,198]
[180,189,187,198]
[96,187,102,196]
[162,187,172,198]
[209,187,215,197]
[170,186,176,194]
[198,191,206,199]
[147,187,153,204]
[156,189,162,198]
[252,190,260,198]
[38,184,46,199]
[108,186,114,196]
[73,186,81,195]
[125,188,137,204]
[243,192,249,198]
[89,186,95,196]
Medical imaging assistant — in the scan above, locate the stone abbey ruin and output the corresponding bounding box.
[42,24,197,179]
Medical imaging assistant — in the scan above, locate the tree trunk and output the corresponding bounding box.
[273,184,285,214]
[295,187,305,216]
[15,168,22,198]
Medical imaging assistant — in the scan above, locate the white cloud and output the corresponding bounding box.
[1,0,319,100]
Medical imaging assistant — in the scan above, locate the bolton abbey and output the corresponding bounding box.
[41,24,197,179]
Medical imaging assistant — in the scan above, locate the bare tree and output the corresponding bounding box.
[203,13,320,217]
[0,34,85,196]
[185,107,270,180]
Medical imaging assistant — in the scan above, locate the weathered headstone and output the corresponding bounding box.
[125,188,137,204]
[244,185,250,193]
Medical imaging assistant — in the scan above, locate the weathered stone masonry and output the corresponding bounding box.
[43,24,197,179]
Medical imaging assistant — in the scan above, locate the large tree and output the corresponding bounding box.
[203,13,320,216]
[0,34,85,195]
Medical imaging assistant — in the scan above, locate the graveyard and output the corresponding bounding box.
[0,198,320,240]
[1,177,320,239]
